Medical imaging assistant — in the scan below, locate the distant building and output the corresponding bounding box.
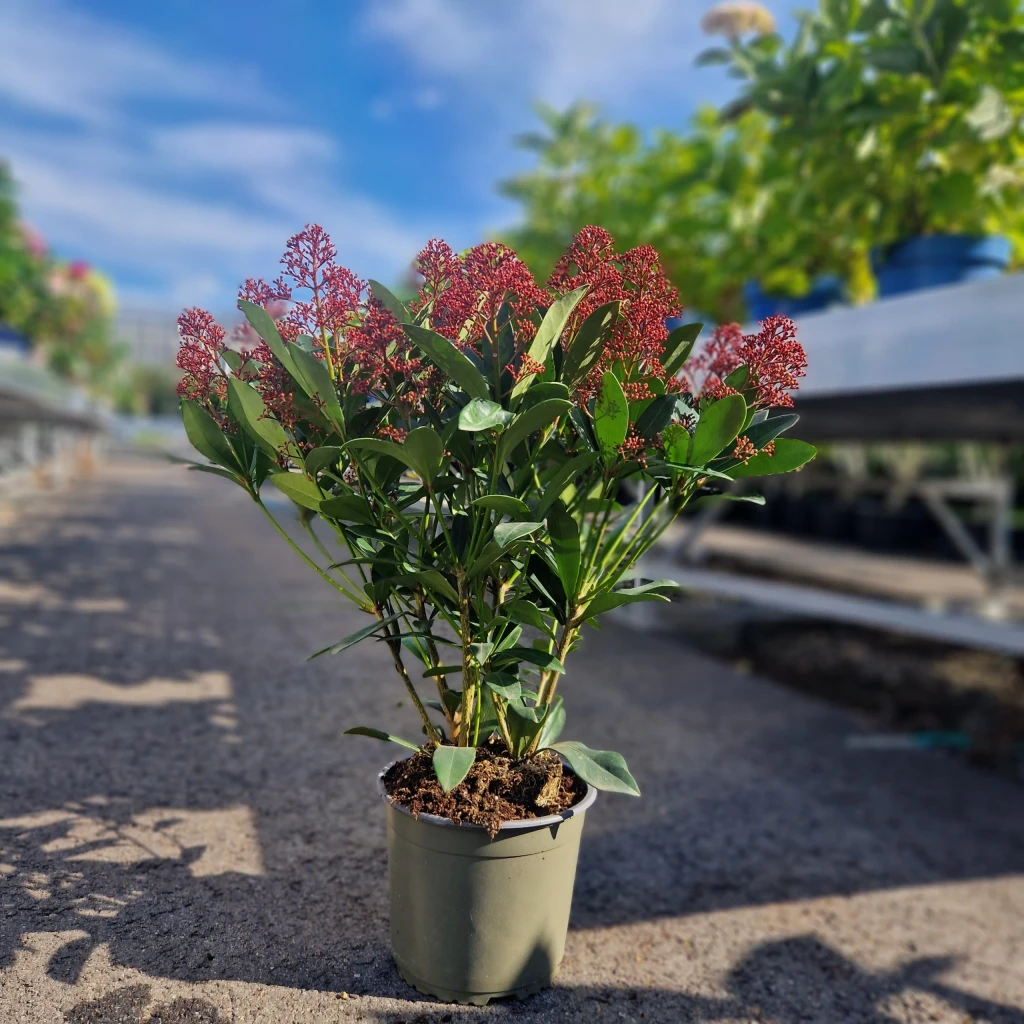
[115,310,182,367]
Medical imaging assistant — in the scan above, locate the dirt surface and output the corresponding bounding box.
[1,456,1023,1023]
[676,608,1024,779]
[383,744,585,835]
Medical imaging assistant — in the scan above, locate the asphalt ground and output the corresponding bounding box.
[1,457,1022,1023]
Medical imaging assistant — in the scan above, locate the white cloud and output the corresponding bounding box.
[0,1,429,311]
[365,0,731,112]
[0,0,274,125]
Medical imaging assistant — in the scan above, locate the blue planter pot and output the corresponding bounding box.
[873,234,1011,299]
[743,276,844,322]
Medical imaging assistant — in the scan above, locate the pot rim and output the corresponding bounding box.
[378,759,597,832]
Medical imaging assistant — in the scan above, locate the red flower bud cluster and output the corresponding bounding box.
[176,308,227,402]
[689,315,806,409]
[410,239,546,350]
[548,226,683,403]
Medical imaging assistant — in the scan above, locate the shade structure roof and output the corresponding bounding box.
[789,272,1024,442]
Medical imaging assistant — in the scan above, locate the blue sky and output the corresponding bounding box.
[1,0,790,312]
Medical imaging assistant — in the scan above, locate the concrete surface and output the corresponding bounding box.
[1,457,1022,1023]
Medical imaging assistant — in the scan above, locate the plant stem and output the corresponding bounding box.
[256,500,366,606]
[379,615,441,745]
[457,570,479,747]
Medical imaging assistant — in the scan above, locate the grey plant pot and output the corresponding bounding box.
[378,763,596,1005]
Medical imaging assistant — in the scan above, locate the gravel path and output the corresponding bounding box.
[1,458,1022,1023]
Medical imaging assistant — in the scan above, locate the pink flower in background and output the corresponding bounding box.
[19,223,47,260]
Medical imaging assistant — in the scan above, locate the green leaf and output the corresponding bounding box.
[694,47,732,66]
[484,673,522,700]
[345,437,406,464]
[238,299,298,377]
[181,400,238,471]
[458,398,513,432]
[504,599,552,634]
[662,322,703,378]
[433,745,477,793]
[367,279,410,322]
[416,570,460,604]
[727,438,816,478]
[493,646,564,673]
[594,372,628,458]
[633,394,677,441]
[471,494,532,518]
[226,378,289,458]
[290,346,344,426]
[966,85,1014,142]
[187,464,240,482]
[562,301,619,383]
[268,472,323,511]
[497,399,572,463]
[305,446,345,476]
[582,579,678,620]
[343,726,420,751]
[466,541,504,579]
[534,451,599,518]
[308,613,403,659]
[745,413,798,449]
[661,423,690,465]
[319,494,375,525]
[550,741,640,796]
[690,394,747,465]
[518,381,571,409]
[512,284,590,397]
[494,521,543,548]
[404,323,489,400]
[547,500,581,596]
[493,625,523,652]
[403,426,445,482]
[536,696,566,748]
[691,492,766,509]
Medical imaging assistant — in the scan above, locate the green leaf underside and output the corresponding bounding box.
[227,378,289,458]
[594,372,628,456]
[550,741,640,796]
[433,745,477,793]
[459,398,513,431]
[268,472,323,510]
[181,401,237,471]
[344,726,420,751]
[494,521,543,548]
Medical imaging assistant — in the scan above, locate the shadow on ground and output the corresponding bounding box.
[62,937,1024,1023]
[1,461,1023,1018]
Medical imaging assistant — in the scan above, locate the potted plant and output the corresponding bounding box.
[699,0,1024,300]
[174,224,814,1004]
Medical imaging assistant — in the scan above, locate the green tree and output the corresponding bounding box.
[499,103,786,323]
[701,0,1024,263]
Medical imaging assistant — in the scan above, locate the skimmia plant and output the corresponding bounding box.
[176,225,813,797]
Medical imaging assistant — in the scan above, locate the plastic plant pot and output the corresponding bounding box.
[743,276,845,322]
[379,765,597,1005]
[872,234,1011,299]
